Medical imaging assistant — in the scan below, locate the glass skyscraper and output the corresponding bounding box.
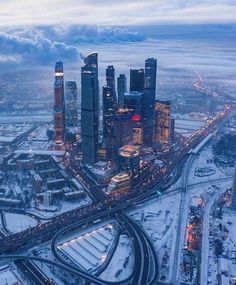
[143,58,157,146]
[117,74,127,106]
[81,53,99,165]
[106,65,115,92]
[103,86,116,141]
[65,80,78,128]
[130,69,144,92]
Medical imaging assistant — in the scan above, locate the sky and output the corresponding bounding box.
[0,0,235,71]
[0,0,236,27]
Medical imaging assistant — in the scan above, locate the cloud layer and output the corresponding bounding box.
[0,25,145,65]
[0,0,236,27]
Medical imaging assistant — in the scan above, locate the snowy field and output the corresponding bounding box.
[4,212,38,233]
[129,193,181,282]
[100,234,134,282]
[188,145,227,185]
[57,223,118,273]
[0,266,22,285]
[205,191,236,285]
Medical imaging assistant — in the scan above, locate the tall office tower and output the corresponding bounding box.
[103,86,117,141]
[54,61,65,147]
[231,161,236,209]
[117,74,127,106]
[113,108,133,152]
[65,80,78,128]
[153,100,171,145]
[81,52,99,165]
[143,58,157,146]
[130,69,144,92]
[106,65,115,91]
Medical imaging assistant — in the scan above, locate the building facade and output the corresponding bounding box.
[143,58,157,146]
[103,86,117,142]
[106,65,115,92]
[117,74,127,106]
[130,69,144,92]
[153,100,171,145]
[65,80,78,128]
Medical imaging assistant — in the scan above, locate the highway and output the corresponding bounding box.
[14,259,56,285]
[0,104,232,284]
[171,153,195,284]
[0,210,56,285]
[50,209,157,285]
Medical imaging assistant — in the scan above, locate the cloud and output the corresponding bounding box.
[0,25,145,66]
[0,31,79,65]
[40,25,145,44]
[0,0,236,27]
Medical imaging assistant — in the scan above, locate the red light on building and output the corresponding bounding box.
[132,114,141,121]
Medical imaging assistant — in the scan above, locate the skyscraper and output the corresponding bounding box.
[81,52,99,165]
[65,80,78,128]
[143,58,157,146]
[117,74,127,106]
[153,100,171,145]
[113,108,133,155]
[130,69,144,92]
[103,86,116,141]
[54,61,65,147]
[106,65,115,92]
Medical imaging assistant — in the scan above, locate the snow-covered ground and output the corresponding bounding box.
[203,188,236,285]
[188,145,226,185]
[0,266,23,285]
[124,142,234,283]
[30,245,83,285]
[129,193,181,282]
[100,234,134,282]
[4,212,38,233]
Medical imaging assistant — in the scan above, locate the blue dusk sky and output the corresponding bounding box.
[0,0,235,89]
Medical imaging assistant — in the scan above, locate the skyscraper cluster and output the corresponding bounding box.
[53,54,175,184]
